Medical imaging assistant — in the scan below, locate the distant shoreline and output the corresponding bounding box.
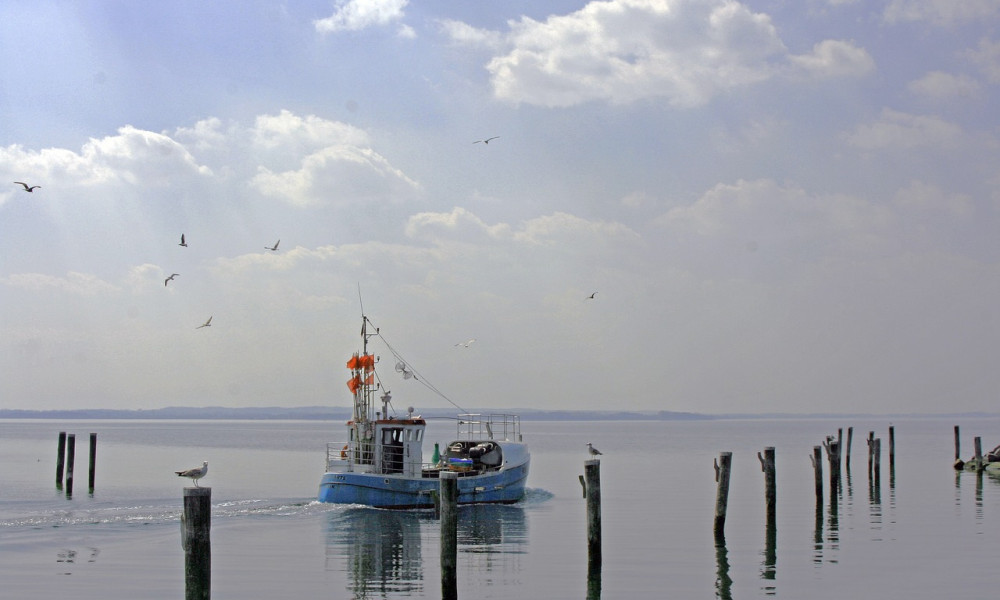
[1,406,996,421]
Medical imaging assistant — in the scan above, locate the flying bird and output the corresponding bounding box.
[14,181,40,192]
[196,316,212,329]
[164,273,179,287]
[265,239,280,251]
[454,338,477,348]
[586,292,597,300]
[175,461,208,486]
[587,442,603,457]
[179,234,187,247]
[473,136,500,144]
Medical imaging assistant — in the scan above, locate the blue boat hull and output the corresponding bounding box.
[318,461,529,509]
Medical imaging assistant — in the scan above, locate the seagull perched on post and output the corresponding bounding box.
[473,136,499,144]
[164,273,179,286]
[587,442,603,457]
[175,461,208,486]
[14,181,41,192]
[265,239,280,251]
[179,234,187,247]
[196,316,212,329]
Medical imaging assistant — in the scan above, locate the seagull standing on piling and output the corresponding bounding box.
[175,461,208,486]
[587,442,603,457]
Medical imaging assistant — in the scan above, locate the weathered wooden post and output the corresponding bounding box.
[56,432,67,489]
[888,426,895,469]
[758,447,776,529]
[65,434,76,497]
[584,459,602,569]
[954,425,964,469]
[440,471,458,600]
[182,486,211,600]
[846,427,854,471]
[973,436,984,473]
[823,438,840,498]
[873,438,881,489]
[811,446,823,506]
[837,428,843,470]
[714,452,732,541]
[88,433,97,493]
[867,431,875,480]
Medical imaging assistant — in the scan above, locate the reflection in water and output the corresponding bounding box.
[760,524,776,595]
[325,503,528,599]
[714,535,732,600]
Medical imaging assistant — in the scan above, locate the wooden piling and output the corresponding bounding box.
[974,436,984,472]
[584,459,602,600]
[867,431,875,479]
[713,452,732,541]
[88,433,97,493]
[824,439,840,497]
[584,459,602,568]
[888,426,895,471]
[758,447,776,528]
[873,438,881,489]
[954,425,964,469]
[182,486,211,600]
[440,471,458,600]
[811,446,823,505]
[56,432,66,489]
[846,427,854,470]
[65,434,76,497]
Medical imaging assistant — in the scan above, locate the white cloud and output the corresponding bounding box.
[787,40,875,79]
[883,0,1000,25]
[842,108,963,150]
[907,71,981,99]
[1,272,119,296]
[893,180,974,219]
[314,0,409,33]
[964,38,1000,83]
[439,19,504,50]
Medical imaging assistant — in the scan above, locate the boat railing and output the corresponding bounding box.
[456,413,521,441]
[325,441,375,472]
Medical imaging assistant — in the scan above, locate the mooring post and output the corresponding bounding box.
[88,433,97,493]
[584,458,602,568]
[440,471,458,600]
[846,427,854,471]
[837,428,843,470]
[867,431,875,480]
[873,438,881,489]
[758,447,776,529]
[888,426,895,471]
[182,486,211,600]
[56,432,67,489]
[811,445,823,506]
[824,439,840,498]
[584,459,602,600]
[974,436,984,472]
[714,452,732,541]
[65,434,76,497]
[954,425,964,469]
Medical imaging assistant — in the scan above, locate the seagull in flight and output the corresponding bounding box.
[587,442,603,457]
[454,338,477,348]
[473,136,500,144]
[196,316,212,329]
[265,239,280,251]
[179,234,187,247]
[175,461,208,486]
[586,292,597,300]
[164,273,179,286]
[14,181,41,192]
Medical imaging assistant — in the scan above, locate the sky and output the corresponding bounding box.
[2,0,1000,416]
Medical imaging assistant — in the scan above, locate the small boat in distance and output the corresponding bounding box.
[317,314,530,508]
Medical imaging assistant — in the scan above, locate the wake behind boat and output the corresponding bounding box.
[317,314,530,509]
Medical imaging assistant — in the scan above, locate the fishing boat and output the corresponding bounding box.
[317,314,530,508]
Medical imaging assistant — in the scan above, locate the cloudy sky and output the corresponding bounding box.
[2,0,999,415]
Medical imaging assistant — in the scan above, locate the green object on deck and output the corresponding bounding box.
[432,442,440,465]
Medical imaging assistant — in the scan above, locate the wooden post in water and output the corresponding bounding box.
[713,452,732,541]
[440,471,458,600]
[846,427,854,471]
[954,425,964,469]
[584,459,602,568]
[974,436,984,473]
[837,428,843,471]
[182,486,211,600]
[584,459,602,600]
[65,434,76,497]
[56,432,67,489]
[758,447,776,529]
[873,438,881,489]
[88,433,97,493]
[823,438,840,497]
[867,431,875,480]
[811,446,823,506]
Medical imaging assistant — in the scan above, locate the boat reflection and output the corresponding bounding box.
[325,503,527,598]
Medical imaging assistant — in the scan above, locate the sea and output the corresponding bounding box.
[1,416,998,599]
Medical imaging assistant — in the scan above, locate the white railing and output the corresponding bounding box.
[456,413,521,441]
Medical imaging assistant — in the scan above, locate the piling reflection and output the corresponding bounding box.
[324,503,528,599]
[714,535,732,600]
[760,523,776,595]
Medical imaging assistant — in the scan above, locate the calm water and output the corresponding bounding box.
[1,417,998,599]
